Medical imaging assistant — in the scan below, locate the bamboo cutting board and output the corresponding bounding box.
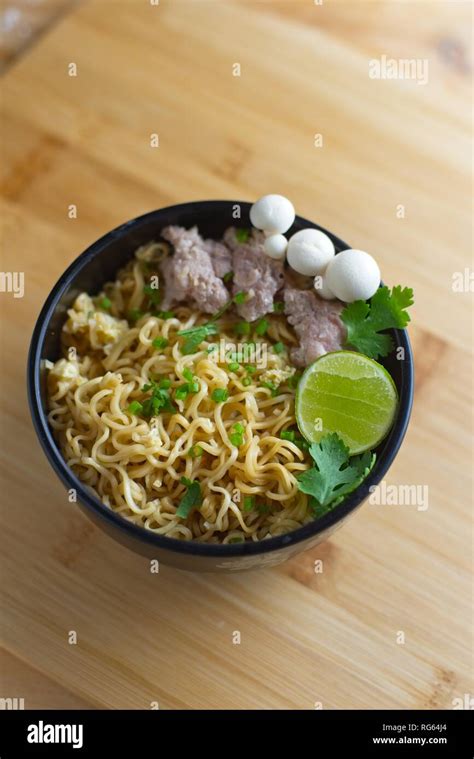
[0,0,472,709]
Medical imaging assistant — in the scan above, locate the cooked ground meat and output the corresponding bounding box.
[284,288,346,367]
[223,227,284,322]
[203,239,233,279]
[160,226,229,313]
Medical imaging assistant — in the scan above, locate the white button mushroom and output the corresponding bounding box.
[313,275,336,300]
[249,195,295,234]
[325,249,380,302]
[286,228,335,277]
[264,234,288,261]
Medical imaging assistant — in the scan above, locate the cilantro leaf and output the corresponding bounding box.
[341,285,414,359]
[138,380,176,418]
[178,322,219,354]
[176,479,201,518]
[296,433,376,512]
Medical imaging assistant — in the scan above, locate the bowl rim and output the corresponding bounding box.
[27,200,414,558]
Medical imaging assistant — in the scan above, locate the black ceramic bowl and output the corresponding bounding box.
[28,201,413,572]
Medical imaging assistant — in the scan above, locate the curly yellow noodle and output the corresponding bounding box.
[47,243,314,543]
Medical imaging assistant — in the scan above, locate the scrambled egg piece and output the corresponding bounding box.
[64,293,128,352]
[259,365,295,386]
[47,358,85,397]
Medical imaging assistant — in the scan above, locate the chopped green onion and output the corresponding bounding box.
[143,283,161,307]
[152,337,168,350]
[244,365,256,374]
[272,341,285,354]
[158,310,175,319]
[128,309,143,323]
[261,381,279,397]
[158,378,171,389]
[223,271,234,283]
[229,432,243,447]
[235,228,250,243]
[189,380,200,393]
[242,376,251,387]
[287,372,302,389]
[127,400,143,415]
[183,368,194,382]
[188,444,203,458]
[280,430,296,442]
[234,321,251,335]
[228,362,240,372]
[243,496,255,512]
[273,301,285,313]
[175,384,189,400]
[212,388,228,403]
[176,479,201,518]
[100,296,112,310]
[295,437,310,451]
[232,422,244,434]
[233,291,247,305]
[255,319,268,336]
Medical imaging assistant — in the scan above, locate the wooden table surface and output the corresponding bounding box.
[1,0,472,710]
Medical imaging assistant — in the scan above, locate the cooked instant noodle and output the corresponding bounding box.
[47,238,315,543]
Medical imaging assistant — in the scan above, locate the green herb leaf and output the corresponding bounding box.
[233,291,247,305]
[128,309,144,323]
[341,285,414,359]
[127,401,143,415]
[188,444,203,458]
[100,296,112,310]
[152,337,168,350]
[176,479,201,518]
[183,368,194,382]
[261,381,279,397]
[178,322,219,355]
[297,433,376,511]
[157,310,175,319]
[175,384,189,401]
[212,388,228,403]
[287,372,301,389]
[143,283,161,308]
[243,496,255,512]
[228,362,240,372]
[272,341,285,354]
[255,318,268,336]
[234,321,251,336]
[229,432,243,446]
[135,381,176,417]
[235,228,250,243]
[280,429,296,441]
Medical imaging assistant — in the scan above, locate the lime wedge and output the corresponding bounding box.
[295,351,398,454]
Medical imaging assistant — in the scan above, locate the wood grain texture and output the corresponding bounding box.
[0,0,472,710]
